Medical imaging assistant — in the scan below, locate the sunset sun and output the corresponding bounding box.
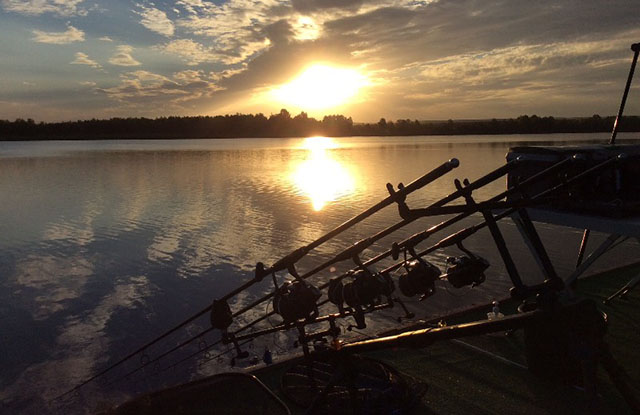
[271,64,368,111]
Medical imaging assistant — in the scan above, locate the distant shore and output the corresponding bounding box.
[2,111,639,140]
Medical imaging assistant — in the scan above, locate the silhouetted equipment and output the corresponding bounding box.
[343,269,394,309]
[273,280,321,324]
[507,145,640,217]
[58,145,629,405]
[442,243,490,289]
[610,42,640,145]
[398,258,440,299]
[210,299,233,331]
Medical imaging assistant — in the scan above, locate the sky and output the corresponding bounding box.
[1,0,639,122]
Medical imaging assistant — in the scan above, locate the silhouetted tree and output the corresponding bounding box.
[1,112,639,140]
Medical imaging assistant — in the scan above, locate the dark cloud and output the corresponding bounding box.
[292,0,363,13]
[324,0,640,67]
[263,19,295,45]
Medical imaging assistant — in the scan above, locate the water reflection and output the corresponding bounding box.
[290,137,358,211]
[1,134,639,414]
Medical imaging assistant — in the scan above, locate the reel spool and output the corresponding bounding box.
[327,278,346,312]
[273,280,322,324]
[442,254,489,288]
[344,269,394,308]
[329,269,394,311]
[398,259,441,300]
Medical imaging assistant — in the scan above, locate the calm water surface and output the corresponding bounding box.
[1,134,638,413]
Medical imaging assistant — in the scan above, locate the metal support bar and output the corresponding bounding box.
[604,273,640,305]
[512,215,548,280]
[610,43,640,145]
[565,234,623,286]
[576,229,591,268]
[514,208,562,284]
[454,177,526,295]
[482,209,527,296]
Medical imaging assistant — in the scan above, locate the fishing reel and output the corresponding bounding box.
[210,298,249,359]
[328,268,394,311]
[210,299,233,331]
[395,243,441,300]
[273,279,322,324]
[328,268,395,330]
[441,243,489,288]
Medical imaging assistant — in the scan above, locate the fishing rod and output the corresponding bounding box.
[225,159,519,321]
[222,153,623,344]
[51,159,459,401]
[108,153,625,392]
[92,158,524,389]
[136,158,604,368]
[129,159,519,376]
[102,154,575,384]
[61,152,625,400]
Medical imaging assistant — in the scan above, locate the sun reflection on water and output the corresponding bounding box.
[291,137,357,211]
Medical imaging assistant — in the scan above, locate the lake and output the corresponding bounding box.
[1,133,638,413]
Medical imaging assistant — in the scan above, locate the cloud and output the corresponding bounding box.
[322,0,640,69]
[1,0,86,16]
[99,36,113,42]
[70,52,101,68]
[156,39,217,66]
[175,0,285,64]
[6,0,640,121]
[291,0,364,13]
[97,69,219,108]
[32,25,85,44]
[12,254,94,320]
[356,31,640,120]
[0,276,154,406]
[108,45,142,66]
[135,4,175,37]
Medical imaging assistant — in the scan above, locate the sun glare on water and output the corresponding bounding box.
[272,65,368,110]
[291,137,357,211]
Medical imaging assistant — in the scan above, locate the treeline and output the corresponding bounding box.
[1,110,639,140]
